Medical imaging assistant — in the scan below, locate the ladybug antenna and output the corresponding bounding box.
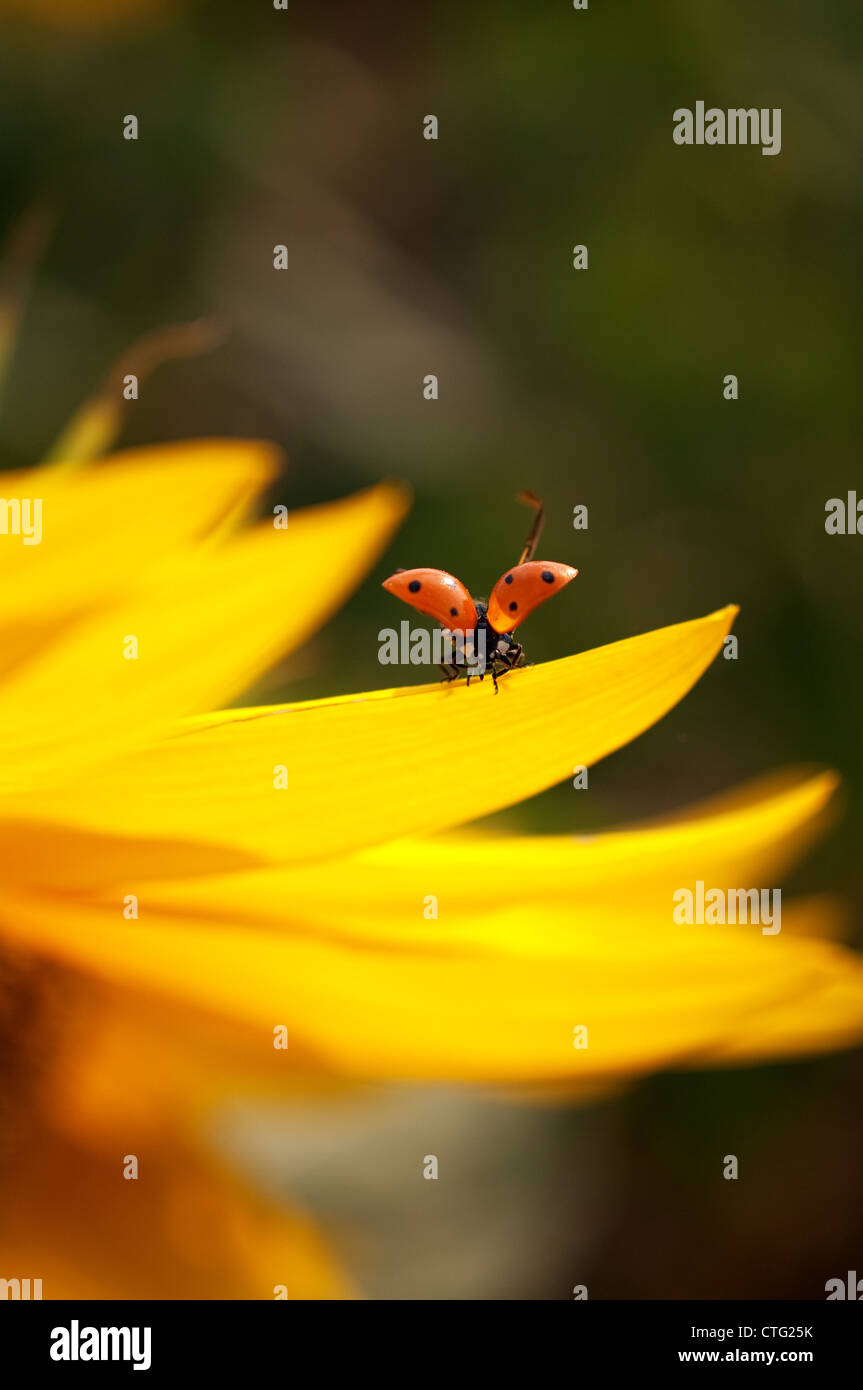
[516,490,544,565]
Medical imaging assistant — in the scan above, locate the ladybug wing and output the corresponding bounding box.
[382,568,478,630]
[486,560,578,634]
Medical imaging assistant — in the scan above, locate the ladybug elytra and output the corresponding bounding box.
[382,492,578,691]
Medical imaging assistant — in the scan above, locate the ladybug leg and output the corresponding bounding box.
[490,653,519,692]
[491,647,522,691]
[438,663,459,683]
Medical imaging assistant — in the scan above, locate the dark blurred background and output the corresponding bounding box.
[1,0,860,1298]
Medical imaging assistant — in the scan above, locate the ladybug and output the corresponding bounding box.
[382,491,578,691]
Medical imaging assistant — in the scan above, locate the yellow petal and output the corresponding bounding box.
[4,605,738,877]
[0,481,409,794]
[0,440,278,622]
[3,884,860,1082]
[130,768,836,938]
[39,974,354,1145]
[694,931,863,1064]
[9,771,843,1124]
[0,1118,352,1299]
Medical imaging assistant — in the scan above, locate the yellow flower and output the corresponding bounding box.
[0,444,407,1298]
[2,441,862,1297]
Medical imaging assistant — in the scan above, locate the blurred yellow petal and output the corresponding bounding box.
[0,481,409,794]
[0,1119,352,1299]
[0,440,278,622]
[131,768,836,936]
[40,976,353,1146]
[3,605,738,878]
[4,773,843,1136]
[3,882,860,1083]
[695,929,863,1064]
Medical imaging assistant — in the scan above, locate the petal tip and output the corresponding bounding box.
[376,478,414,514]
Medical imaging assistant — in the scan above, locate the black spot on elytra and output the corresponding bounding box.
[450,606,458,616]
[408,579,421,592]
[509,601,518,612]
[504,573,513,584]
[541,570,555,583]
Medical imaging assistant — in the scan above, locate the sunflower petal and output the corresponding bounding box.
[0,440,278,614]
[0,481,409,793]
[124,768,835,936]
[3,882,860,1082]
[694,942,863,1064]
[40,974,354,1143]
[3,605,738,874]
[3,770,849,1112]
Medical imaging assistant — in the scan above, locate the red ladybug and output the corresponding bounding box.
[382,492,578,691]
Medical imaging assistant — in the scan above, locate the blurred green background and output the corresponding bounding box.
[1,0,860,1298]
